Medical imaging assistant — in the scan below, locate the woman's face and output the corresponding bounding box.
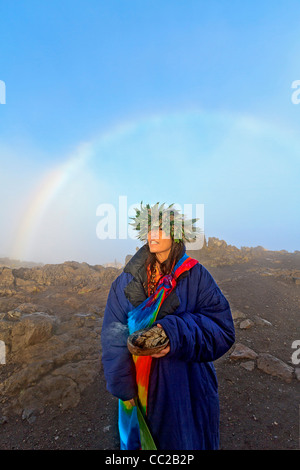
[147,227,173,256]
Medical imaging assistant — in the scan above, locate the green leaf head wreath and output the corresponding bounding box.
[129,201,199,244]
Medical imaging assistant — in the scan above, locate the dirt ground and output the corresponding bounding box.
[0,251,299,451]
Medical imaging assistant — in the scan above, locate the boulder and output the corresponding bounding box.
[257,353,294,383]
[232,310,246,321]
[3,360,54,395]
[18,375,81,412]
[0,262,120,418]
[240,361,255,371]
[11,312,56,352]
[239,319,254,329]
[0,306,101,416]
[229,343,258,360]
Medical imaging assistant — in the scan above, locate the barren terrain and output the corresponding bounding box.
[0,240,299,450]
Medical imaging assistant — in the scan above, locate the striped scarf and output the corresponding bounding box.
[118,252,198,450]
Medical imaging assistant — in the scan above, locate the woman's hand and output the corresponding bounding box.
[150,324,170,358]
[151,345,170,358]
[128,398,136,406]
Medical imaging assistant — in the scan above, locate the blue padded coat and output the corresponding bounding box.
[101,243,235,450]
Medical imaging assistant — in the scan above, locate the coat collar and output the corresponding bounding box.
[124,243,150,280]
[123,243,187,318]
[124,243,187,277]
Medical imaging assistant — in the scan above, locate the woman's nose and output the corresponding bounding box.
[149,229,160,239]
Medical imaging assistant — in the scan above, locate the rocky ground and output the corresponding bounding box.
[0,238,299,450]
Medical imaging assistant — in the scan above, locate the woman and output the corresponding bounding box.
[101,203,235,450]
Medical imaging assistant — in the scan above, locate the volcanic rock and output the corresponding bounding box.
[257,353,294,383]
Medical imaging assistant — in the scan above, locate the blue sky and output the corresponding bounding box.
[0,0,300,264]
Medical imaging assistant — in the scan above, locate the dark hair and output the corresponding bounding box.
[145,239,184,277]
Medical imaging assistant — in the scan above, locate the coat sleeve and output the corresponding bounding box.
[100,274,138,401]
[157,264,235,362]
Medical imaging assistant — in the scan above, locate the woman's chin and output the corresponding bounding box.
[148,245,160,253]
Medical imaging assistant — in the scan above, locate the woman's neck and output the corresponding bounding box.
[155,249,171,265]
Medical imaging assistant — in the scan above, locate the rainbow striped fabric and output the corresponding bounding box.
[118,253,198,450]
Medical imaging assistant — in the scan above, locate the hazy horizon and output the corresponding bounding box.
[0,233,298,268]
